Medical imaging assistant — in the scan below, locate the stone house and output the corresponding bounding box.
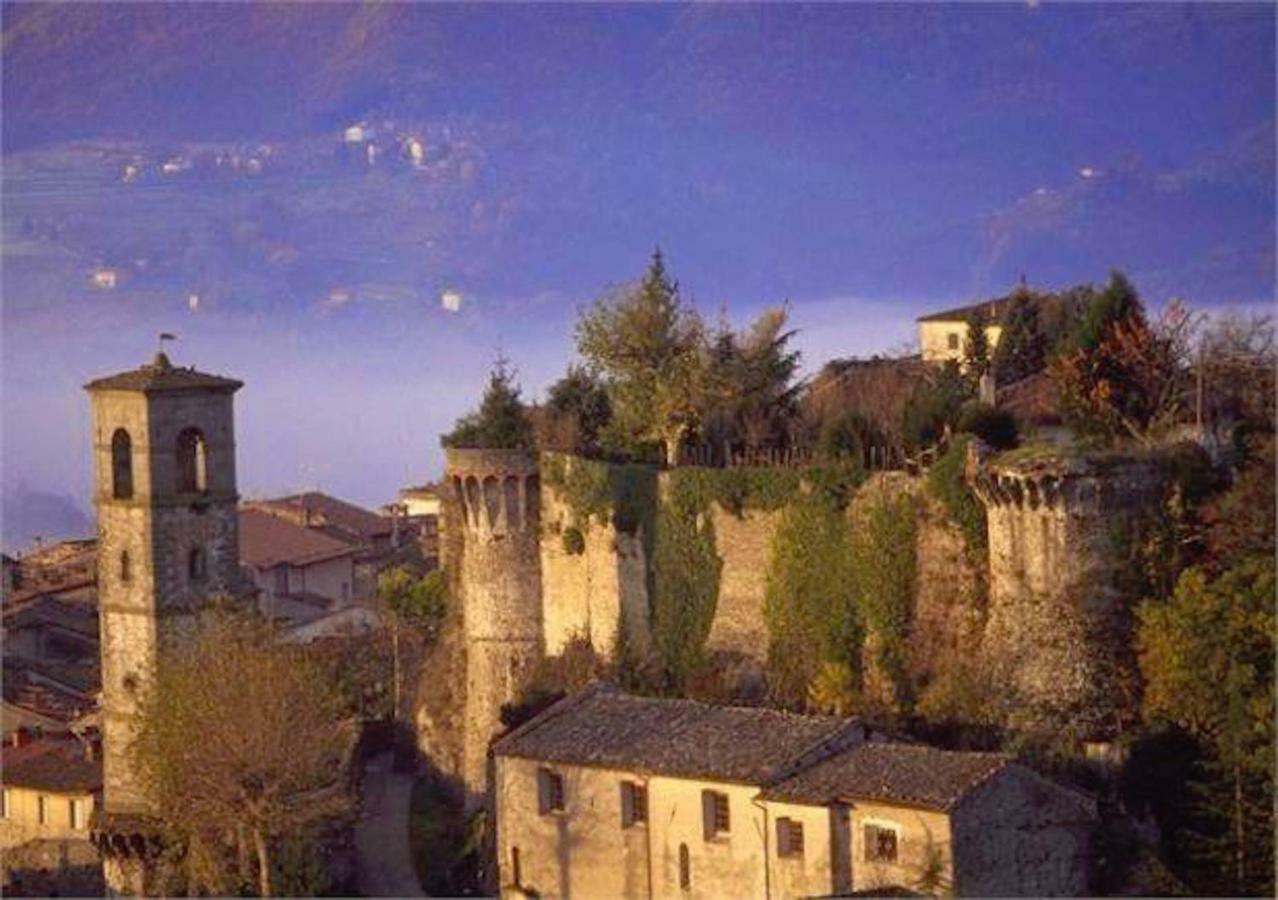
[492,686,1095,899]
[238,507,357,623]
[917,298,1010,366]
[0,733,101,848]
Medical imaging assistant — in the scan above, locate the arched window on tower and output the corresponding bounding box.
[120,551,131,583]
[111,429,133,499]
[188,547,207,583]
[176,428,208,494]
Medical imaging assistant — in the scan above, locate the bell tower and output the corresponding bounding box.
[85,352,244,888]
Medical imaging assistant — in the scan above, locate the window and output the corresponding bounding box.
[342,581,349,603]
[1,789,10,819]
[37,795,47,825]
[274,566,289,595]
[70,799,85,830]
[188,547,207,582]
[702,790,730,839]
[947,332,960,351]
[620,781,648,827]
[120,550,131,583]
[865,823,899,863]
[537,768,565,815]
[777,817,805,858]
[176,427,208,493]
[111,429,133,499]
[678,843,691,891]
[510,846,521,886]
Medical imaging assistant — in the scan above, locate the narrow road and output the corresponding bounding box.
[355,752,423,897]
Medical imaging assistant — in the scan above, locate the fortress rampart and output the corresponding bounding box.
[970,445,1168,738]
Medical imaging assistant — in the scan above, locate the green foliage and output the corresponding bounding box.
[991,289,1048,384]
[379,567,446,634]
[546,365,612,454]
[542,454,658,536]
[955,401,1019,450]
[409,777,481,895]
[816,410,883,463]
[441,357,533,450]
[561,525,586,555]
[851,489,918,711]
[764,493,860,707]
[1072,269,1145,352]
[926,436,987,556]
[650,490,722,690]
[901,360,973,450]
[1137,557,1276,895]
[963,307,991,379]
[701,305,803,448]
[576,250,708,465]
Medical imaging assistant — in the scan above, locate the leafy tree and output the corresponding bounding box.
[442,356,534,450]
[1072,270,1145,352]
[544,365,612,455]
[963,307,991,379]
[650,491,721,689]
[901,361,973,450]
[1138,558,1276,895]
[703,305,803,449]
[955,401,1019,450]
[134,608,353,897]
[378,566,447,726]
[576,250,708,466]
[991,289,1048,384]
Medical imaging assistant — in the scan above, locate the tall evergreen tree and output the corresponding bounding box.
[442,355,534,449]
[1073,270,1145,351]
[963,307,992,380]
[991,289,1047,384]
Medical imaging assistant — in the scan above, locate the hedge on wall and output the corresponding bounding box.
[926,436,987,557]
[650,483,722,690]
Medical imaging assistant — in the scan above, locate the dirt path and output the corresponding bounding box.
[355,752,423,897]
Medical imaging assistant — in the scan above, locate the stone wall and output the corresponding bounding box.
[704,505,781,658]
[972,447,1168,737]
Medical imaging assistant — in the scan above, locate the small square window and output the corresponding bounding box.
[537,768,565,815]
[777,817,805,858]
[947,332,960,351]
[702,790,730,839]
[865,823,899,863]
[620,781,648,827]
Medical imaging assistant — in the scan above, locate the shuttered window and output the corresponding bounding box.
[701,790,729,839]
[620,781,648,828]
[777,817,804,858]
[678,843,691,891]
[865,823,899,862]
[537,768,565,815]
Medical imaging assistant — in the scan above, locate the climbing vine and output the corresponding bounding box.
[926,436,986,557]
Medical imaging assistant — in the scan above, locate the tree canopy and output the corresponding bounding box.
[441,357,534,450]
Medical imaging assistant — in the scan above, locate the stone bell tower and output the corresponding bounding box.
[85,352,244,890]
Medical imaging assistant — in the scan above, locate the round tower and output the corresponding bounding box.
[970,443,1167,739]
[444,448,544,803]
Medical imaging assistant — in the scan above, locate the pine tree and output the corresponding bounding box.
[991,289,1047,384]
[963,308,991,380]
[442,355,534,449]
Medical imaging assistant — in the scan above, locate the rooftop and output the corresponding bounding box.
[238,508,356,569]
[763,741,1011,812]
[84,352,242,394]
[1,738,102,793]
[244,491,392,543]
[493,685,859,785]
[916,293,1018,325]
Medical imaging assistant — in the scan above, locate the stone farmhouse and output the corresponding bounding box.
[916,297,1010,365]
[493,686,1096,899]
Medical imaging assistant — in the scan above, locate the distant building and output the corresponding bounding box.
[385,484,442,565]
[238,508,357,623]
[917,296,1014,366]
[244,491,400,598]
[0,732,101,849]
[494,686,1095,899]
[1,658,96,741]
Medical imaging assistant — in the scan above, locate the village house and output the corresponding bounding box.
[242,491,398,598]
[0,732,101,847]
[916,297,1012,366]
[384,483,442,566]
[493,686,1095,899]
[238,507,357,624]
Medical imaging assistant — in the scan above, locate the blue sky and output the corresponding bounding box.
[1,2,1273,547]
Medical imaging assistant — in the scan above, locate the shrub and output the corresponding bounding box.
[955,402,1018,450]
[926,436,987,556]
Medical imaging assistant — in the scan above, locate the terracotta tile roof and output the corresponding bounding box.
[246,492,392,543]
[762,741,1011,811]
[493,685,859,785]
[4,595,99,639]
[1,738,102,793]
[238,508,355,569]
[916,294,1017,325]
[2,664,96,724]
[84,352,242,393]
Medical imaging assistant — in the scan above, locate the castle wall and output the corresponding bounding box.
[704,505,781,658]
[973,454,1167,737]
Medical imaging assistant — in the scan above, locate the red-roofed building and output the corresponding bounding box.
[238,508,356,623]
[0,733,101,850]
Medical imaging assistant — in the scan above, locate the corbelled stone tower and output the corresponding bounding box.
[969,443,1167,739]
[444,448,543,804]
[85,352,244,891]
